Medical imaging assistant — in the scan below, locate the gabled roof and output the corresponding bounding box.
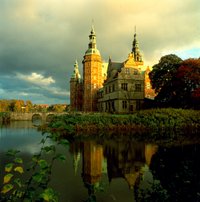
[107,60,123,73]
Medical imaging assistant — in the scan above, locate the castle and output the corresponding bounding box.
[70,26,155,113]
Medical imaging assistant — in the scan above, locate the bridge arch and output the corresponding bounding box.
[32,113,42,122]
[10,112,66,122]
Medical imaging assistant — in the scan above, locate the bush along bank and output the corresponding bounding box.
[45,108,200,140]
[0,112,10,124]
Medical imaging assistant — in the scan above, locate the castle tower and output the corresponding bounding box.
[70,60,83,111]
[132,28,143,65]
[82,26,103,111]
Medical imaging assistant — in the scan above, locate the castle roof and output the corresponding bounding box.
[85,25,101,56]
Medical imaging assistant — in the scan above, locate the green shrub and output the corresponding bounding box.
[47,109,200,139]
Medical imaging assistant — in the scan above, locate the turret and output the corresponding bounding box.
[70,60,83,111]
[132,28,143,63]
[71,60,81,81]
[85,25,100,56]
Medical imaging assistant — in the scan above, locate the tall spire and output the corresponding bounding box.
[91,19,95,34]
[132,27,143,62]
[85,24,100,55]
[132,26,138,54]
[89,25,96,49]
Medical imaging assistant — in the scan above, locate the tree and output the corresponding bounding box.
[14,100,25,112]
[150,56,200,108]
[25,100,33,112]
[48,104,66,113]
[175,58,200,108]
[0,100,10,112]
[149,54,183,107]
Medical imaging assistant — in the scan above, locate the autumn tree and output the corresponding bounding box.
[175,58,200,108]
[150,55,200,108]
[14,100,25,112]
[0,99,35,112]
[25,100,33,112]
[48,104,66,113]
[0,100,10,112]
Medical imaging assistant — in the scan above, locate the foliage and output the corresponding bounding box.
[0,112,10,124]
[0,99,33,113]
[47,104,67,113]
[134,178,169,202]
[25,100,33,113]
[0,134,69,202]
[13,100,25,113]
[175,58,200,108]
[149,55,200,108]
[0,100,10,112]
[149,54,183,106]
[46,109,200,140]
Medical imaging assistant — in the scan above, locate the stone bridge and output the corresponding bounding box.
[10,112,67,122]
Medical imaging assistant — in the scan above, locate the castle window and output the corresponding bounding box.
[121,83,128,91]
[122,101,127,109]
[135,84,142,92]
[109,86,111,93]
[105,86,108,94]
[112,101,115,111]
[125,68,130,74]
[134,69,138,75]
[112,84,115,92]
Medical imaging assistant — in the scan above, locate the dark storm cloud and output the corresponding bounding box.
[0,0,199,103]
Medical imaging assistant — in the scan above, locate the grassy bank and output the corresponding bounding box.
[44,108,200,140]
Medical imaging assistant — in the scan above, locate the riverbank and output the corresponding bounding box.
[43,108,200,140]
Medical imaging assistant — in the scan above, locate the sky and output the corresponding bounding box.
[0,0,199,104]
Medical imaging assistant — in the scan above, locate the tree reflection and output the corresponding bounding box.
[149,144,200,202]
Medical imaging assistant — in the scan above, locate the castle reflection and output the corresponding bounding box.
[69,139,158,201]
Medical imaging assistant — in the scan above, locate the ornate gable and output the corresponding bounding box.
[124,53,137,68]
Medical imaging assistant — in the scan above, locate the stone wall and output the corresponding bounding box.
[10,112,33,121]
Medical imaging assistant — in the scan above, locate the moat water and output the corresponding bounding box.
[0,121,200,201]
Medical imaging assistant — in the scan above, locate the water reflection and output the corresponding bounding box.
[149,144,200,202]
[82,142,103,202]
[1,122,200,201]
[68,139,200,201]
[0,121,42,153]
[1,120,34,128]
[68,140,158,201]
